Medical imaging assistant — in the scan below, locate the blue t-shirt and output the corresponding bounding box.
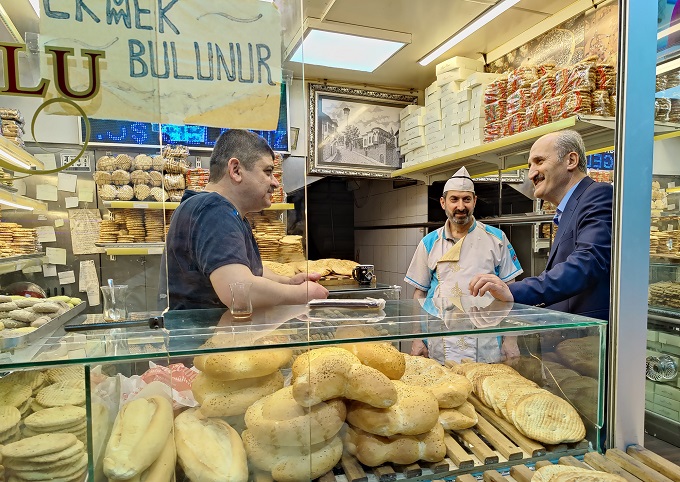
[163,190,263,310]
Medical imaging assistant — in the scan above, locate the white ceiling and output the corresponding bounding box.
[0,0,582,90]
[289,0,581,89]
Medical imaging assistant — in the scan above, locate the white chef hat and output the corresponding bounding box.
[443,166,474,194]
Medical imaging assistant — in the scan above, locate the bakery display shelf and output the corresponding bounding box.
[0,301,86,351]
[0,252,47,275]
[0,184,48,212]
[650,254,680,262]
[102,201,180,210]
[392,116,680,185]
[266,203,294,210]
[313,398,588,482]
[95,242,165,256]
[0,299,607,369]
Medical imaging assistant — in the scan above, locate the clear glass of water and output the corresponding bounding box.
[229,282,253,319]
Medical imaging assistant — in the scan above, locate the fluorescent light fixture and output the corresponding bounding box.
[0,135,44,171]
[28,0,40,16]
[288,18,410,72]
[0,198,34,211]
[419,0,521,66]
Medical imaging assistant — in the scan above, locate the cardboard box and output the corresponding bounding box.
[400,104,422,120]
[436,56,484,76]
[656,382,680,401]
[440,80,462,95]
[402,126,425,142]
[441,103,458,119]
[405,146,427,162]
[425,81,439,98]
[404,114,424,131]
[406,135,425,151]
[437,68,477,86]
[461,72,505,89]
[458,109,470,123]
[653,403,680,421]
[425,91,441,106]
[443,125,460,147]
[427,139,447,154]
[457,89,472,103]
[440,92,459,107]
[659,332,680,348]
[425,121,442,136]
[424,108,442,125]
[426,129,445,144]
[655,393,680,411]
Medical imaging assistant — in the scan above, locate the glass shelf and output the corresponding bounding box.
[0,252,48,274]
[0,298,606,370]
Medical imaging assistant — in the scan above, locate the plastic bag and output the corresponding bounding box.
[484,100,507,123]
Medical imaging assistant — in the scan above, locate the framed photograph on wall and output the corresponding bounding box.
[308,83,417,179]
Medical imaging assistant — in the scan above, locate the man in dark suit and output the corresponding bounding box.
[469,130,612,320]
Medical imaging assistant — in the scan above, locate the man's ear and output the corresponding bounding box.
[440,196,446,210]
[566,152,579,171]
[227,157,242,181]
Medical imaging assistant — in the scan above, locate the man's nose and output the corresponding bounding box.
[272,176,280,188]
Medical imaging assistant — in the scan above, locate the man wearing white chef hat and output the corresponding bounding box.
[404,166,524,364]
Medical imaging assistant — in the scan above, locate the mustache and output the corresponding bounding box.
[533,174,545,185]
[453,209,469,215]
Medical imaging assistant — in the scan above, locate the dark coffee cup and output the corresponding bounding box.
[352,264,375,285]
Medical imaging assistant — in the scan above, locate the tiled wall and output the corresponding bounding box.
[354,180,429,299]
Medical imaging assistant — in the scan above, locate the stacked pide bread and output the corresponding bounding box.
[456,362,586,444]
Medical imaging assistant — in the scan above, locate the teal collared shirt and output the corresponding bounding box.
[554,178,584,225]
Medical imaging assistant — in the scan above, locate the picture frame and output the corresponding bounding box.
[308,83,418,179]
[290,127,300,150]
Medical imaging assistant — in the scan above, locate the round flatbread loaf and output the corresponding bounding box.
[513,392,586,444]
[0,406,20,433]
[45,366,83,384]
[36,380,86,408]
[24,405,86,431]
[0,383,31,408]
[262,261,296,278]
[328,258,358,276]
[0,371,45,393]
[1,433,78,459]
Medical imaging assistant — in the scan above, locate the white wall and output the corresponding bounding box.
[354,180,428,299]
[653,137,680,175]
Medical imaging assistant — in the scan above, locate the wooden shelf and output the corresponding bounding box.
[392,115,680,184]
[267,203,294,210]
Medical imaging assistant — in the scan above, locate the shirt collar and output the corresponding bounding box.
[554,178,584,224]
[443,218,476,241]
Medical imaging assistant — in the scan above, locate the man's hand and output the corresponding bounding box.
[290,271,322,285]
[501,336,520,360]
[469,274,514,302]
[303,281,329,300]
[410,339,429,357]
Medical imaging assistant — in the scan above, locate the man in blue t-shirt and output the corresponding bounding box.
[163,129,328,310]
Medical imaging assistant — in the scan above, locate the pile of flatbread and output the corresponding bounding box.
[263,258,358,278]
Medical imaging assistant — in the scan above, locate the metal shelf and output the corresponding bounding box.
[0,184,48,212]
[102,201,180,210]
[0,253,48,275]
[392,115,680,184]
[95,243,165,256]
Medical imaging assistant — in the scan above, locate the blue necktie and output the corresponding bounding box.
[553,209,561,226]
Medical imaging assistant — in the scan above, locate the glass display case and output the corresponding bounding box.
[0,298,606,481]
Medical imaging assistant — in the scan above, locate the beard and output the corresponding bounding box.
[447,208,472,225]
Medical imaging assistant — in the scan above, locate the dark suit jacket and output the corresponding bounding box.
[509,177,613,320]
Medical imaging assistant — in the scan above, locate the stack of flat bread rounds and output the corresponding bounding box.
[278,235,305,263]
[457,362,586,444]
[262,260,296,278]
[45,365,83,384]
[0,382,32,420]
[0,405,21,444]
[32,379,86,413]
[23,405,87,444]
[1,433,87,482]
[531,464,627,481]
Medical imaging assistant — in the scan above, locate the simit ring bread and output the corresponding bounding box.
[292,347,397,408]
[245,386,346,446]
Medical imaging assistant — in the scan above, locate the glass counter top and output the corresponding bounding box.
[0,296,606,370]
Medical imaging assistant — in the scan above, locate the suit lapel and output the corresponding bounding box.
[546,177,594,267]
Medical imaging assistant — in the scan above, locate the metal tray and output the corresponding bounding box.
[0,302,87,351]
